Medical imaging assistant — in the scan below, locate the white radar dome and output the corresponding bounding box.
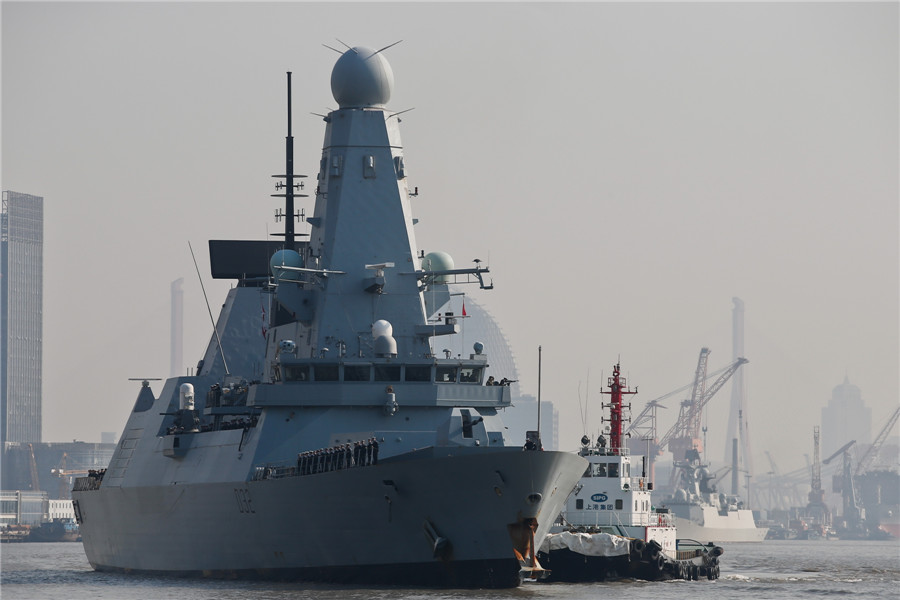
[331,46,394,108]
[374,334,398,357]
[270,249,304,281]
[422,251,454,284]
[372,319,393,339]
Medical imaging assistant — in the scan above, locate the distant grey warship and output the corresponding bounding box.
[72,46,586,588]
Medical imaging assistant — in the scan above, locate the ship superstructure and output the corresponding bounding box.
[72,46,586,588]
[663,452,768,542]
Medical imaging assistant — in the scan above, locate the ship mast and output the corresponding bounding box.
[602,362,636,454]
[272,71,308,250]
[285,72,295,249]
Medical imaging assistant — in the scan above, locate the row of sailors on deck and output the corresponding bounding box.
[297,438,379,475]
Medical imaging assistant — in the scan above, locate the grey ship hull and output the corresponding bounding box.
[76,446,583,587]
[667,504,768,543]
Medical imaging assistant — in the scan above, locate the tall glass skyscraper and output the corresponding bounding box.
[1,191,43,444]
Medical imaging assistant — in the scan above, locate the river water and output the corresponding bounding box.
[2,539,898,600]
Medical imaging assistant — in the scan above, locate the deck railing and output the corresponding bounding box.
[560,508,675,529]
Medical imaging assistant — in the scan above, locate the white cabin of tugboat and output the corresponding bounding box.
[560,439,677,554]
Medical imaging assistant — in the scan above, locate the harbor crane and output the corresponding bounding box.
[852,406,900,538]
[763,451,794,511]
[803,426,831,530]
[823,439,866,537]
[27,443,40,492]
[50,452,90,500]
[625,348,747,483]
[662,350,747,459]
[855,405,900,476]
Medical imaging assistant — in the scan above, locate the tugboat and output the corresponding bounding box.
[71,46,587,588]
[537,363,723,582]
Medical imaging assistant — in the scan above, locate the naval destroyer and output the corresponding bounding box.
[662,453,768,543]
[71,46,587,587]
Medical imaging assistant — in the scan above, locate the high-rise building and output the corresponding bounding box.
[821,376,872,458]
[1,191,43,445]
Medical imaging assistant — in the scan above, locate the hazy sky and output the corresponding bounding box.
[3,2,897,476]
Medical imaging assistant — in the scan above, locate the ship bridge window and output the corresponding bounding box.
[344,365,371,382]
[285,365,309,382]
[404,365,431,382]
[313,364,339,381]
[576,499,584,510]
[583,465,593,478]
[593,463,607,477]
[435,366,458,383]
[615,499,623,510]
[459,366,482,383]
[374,365,401,382]
[608,463,619,478]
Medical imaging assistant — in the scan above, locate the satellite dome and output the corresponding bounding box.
[372,319,397,357]
[374,334,398,357]
[270,249,304,281]
[372,319,393,338]
[331,46,394,108]
[422,251,454,284]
